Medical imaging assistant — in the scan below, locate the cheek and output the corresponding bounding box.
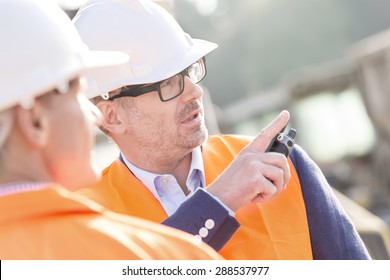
[126,97,176,126]
[138,107,173,127]
[122,106,174,144]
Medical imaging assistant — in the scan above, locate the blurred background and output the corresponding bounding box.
[60,0,390,258]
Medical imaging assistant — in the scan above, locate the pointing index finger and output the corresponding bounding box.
[246,110,290,152]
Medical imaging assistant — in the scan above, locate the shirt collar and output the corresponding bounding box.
[0,181,49,197]
[121,146,205,200]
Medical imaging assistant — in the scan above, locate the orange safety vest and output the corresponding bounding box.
[79,135,313,259]
[0,184,222,260]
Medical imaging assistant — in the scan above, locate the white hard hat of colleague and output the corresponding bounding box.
[0,0,128,146]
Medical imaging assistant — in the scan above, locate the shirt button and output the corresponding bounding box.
[205,219,215,229]
[199,227,208,238]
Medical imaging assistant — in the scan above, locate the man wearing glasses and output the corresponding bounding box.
[108,58,206,102]
[74,0,370,259]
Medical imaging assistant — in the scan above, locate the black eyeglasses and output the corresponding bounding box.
[108,57,207,102]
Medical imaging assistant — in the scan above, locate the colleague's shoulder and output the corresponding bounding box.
[103,210,223,259]
[0,187,220,259]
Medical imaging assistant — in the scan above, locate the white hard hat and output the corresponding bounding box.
[73,0,218,98]
[0,0,129,111]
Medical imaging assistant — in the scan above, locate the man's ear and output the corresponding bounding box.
[15,102,49,148]
[96,101,126,134]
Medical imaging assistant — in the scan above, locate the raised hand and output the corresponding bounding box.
[207,110,291,212]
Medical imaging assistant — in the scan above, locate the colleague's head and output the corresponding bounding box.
[0,0,128,189]
[73,0,218,163]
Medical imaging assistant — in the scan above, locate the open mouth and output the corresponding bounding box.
[182,111,201,124]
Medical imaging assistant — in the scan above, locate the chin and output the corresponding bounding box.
[186,130,208,149]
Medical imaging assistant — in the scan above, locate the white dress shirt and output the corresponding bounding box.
[121,147,206,216]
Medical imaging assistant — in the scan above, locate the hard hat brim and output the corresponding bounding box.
[148,38,218,83]
[83,38,217,98]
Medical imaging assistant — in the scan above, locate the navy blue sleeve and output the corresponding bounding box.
[162,188,240,251]
[290,145,371,259]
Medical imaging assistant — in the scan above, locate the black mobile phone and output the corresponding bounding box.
[265,126,296,158]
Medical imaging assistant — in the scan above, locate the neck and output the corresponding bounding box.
[0,137,50,186]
